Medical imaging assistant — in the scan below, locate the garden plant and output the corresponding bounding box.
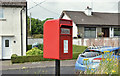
[81,51,119,75]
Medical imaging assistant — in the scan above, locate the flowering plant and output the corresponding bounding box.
[98,32,104,37]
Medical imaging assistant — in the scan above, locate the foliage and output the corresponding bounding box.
[32,34,43,38]
[11,54,18,57]
[11,45,86,63]
[83,52,119,75]
[27,17,53,37]
[73,45,87,53]
[27,45,32,50]
[11,55,54,63]
[38,44,43,51]
[98,32,104,37]
[11,52,80,63]
[27,44,43,50]
[26,47,43,56]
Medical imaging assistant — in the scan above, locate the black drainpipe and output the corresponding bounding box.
[20,7,24,56]
[26,2,28,52]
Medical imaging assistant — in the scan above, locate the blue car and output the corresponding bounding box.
[75,46,120,71]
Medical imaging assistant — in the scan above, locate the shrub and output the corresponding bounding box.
[27,44,43,51]
[11,55,54,63]
[11,54,18,57]
[26,47,43,56]
[11,52,80,63]
[27,45,32,50]
[84,52,119,74]
[38,44,43,51]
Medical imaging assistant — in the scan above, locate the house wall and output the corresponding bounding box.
[62,14,78,37]
[0,37,2,59]
[28,38,43,45]
[73,37,120,47]
[0,7,26,59]
[77,26,118,38]
[78,26,84,38]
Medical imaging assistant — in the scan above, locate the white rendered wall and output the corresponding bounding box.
[0,36,2,59]
[0,7,26,59]
[62,13,78,37]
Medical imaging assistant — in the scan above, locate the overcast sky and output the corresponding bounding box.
[27,0,120,20]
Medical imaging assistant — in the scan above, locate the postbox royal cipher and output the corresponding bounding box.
[43,19,73,60]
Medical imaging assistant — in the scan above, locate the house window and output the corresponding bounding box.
[0,8,3,18]
[84,27,96,38]
[114,28,120,36]
[5,40,9,47]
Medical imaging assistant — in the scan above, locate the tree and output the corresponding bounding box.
[27,17,53,37]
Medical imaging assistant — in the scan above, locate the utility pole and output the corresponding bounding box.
[29,12,32,37]
[30,12,31,31]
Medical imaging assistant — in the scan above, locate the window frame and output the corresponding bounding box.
[0,8,4,18]
[114,28,120,37]
[5,40,9,47]
[84,27,96,38]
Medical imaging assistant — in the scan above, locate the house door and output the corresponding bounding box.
[102,28,109,37]
[2,37,12,59]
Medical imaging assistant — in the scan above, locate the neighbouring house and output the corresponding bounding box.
[0,0,27,59]
[60,8,120,47]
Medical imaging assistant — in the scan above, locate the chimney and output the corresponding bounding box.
[84,6,92,16]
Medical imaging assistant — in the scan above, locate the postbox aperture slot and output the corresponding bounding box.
[61,28,70,34]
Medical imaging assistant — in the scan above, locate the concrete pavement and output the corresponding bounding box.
[1,60,76,70]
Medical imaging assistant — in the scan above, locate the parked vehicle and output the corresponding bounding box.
[75,46,120,71]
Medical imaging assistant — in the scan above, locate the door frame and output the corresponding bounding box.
[2,36,13,59]
[102,28,110,37]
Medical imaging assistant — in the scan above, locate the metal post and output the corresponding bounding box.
[55,59,60,76]
[30,12,31,31]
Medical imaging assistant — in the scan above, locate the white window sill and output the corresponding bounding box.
[0,18,6,21]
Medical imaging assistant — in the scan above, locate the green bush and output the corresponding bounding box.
[27,45,32,50]
[11,52,80,63]
[27,44,43,51]
[38,44,43,51]
[26,47,43,56]
[11,54,18,58]
[73,45,87,53]
[11,55,54,63]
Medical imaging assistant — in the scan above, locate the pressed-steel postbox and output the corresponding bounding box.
[43,19,73,60]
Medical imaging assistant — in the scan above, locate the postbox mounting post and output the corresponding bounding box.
[55,59,60,76]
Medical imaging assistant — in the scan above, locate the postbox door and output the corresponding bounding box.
[60,35,72,59]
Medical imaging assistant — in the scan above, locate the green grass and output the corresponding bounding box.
[73,45,87,53]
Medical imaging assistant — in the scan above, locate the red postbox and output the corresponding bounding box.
[43,19,73,60]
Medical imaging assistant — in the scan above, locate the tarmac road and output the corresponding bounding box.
[1,60,78,76]
[2,66,78,76]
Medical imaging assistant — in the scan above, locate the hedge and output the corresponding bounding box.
[27,45,32,50]
[11,52,80,63]
[11,55,54,63]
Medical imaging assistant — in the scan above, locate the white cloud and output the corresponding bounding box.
[26,0,120,20]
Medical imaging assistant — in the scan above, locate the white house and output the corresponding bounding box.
[0,0,27,59]
[60,9,120,47]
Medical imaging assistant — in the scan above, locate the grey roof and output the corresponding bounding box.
[60,11,120,25]
[0,0,26,7]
